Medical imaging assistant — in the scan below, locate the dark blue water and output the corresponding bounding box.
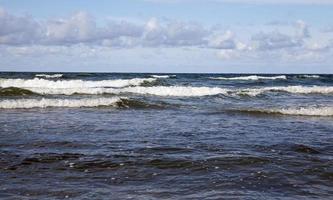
[0,72,333,199]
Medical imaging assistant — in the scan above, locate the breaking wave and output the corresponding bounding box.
[2,85,333,97]
[298,75,321,79]
[24,86,229,96]
[35,74,63,78]
[210,75,287,81]
[0,87,37,96]
[0,77,157,89]
[238,86,333,96]
[234,106,333,117]
[0,97,124,109]
[150,75,175,78]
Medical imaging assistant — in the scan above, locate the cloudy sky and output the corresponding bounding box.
[0,0,333,73]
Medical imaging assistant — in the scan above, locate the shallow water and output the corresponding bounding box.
[1,72,333,199]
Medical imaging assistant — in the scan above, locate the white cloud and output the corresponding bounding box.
[0,7,43,45]
[0,6,332,68]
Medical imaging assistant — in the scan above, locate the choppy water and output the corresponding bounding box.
[0,72,333,199]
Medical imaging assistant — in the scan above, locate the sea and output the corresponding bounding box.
[0,72,332,199]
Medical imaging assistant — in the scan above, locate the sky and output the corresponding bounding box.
[0,0,333,73]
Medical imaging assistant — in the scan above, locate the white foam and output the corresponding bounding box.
[8,85,333,97]
[25,86,229,96]
[235,86,333,97]
[210,75,287,81]
[150,75,172,78]
[0,77,156,89]
[121,86,228,96]
[0,97,123,109]
[299,75,321,79]
[270,107,333,116]
[35,74,63,78]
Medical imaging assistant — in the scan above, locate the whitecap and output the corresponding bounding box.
[0,97,124,109]
[26,86,229,97]
[239,106,333,117]
[0,77,157,89]
[35,74,63,78]
[150,75,176,78]
[210,75,287,81]
[298,75,321,79]
[238,86,333,96]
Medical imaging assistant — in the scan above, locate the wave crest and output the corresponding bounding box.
[210,75,287,81]
[35,74,63,78]
[234,106,333,117]
[25,86,229,96]
[0,97,124,109]
[0,77,157,89]
[238,86,333,96]
[150,75,175,78]
[3,85,333,97]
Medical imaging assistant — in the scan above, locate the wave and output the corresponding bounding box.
[298,75,321,79]
[35,74,63,78]
[2,85,333,97]
[0,77,157,89]
[150,75,173,78]
[210,75,287,81]
[0,87,37,96]
[234,106,333,117]
[24,86,229,96]
[238,86,333,96]
[0,97,124,109]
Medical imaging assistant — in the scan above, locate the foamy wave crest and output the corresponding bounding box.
[0,97,124,109]
[210,75,287,81]
[11,85,333,97]
[35,74,63,78]
[298,75,321,79]
[238,86,333,96]
[277,107,333,116]
[150,75,177,79]
[121,86,228,96]
[0,77,156,89]
[27,86,229,96]
[238,106,333,116]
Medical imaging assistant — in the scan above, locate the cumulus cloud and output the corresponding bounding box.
[0,8,231,49]
[45,12,98,45]
[0,6,332,65]
[252,31,303,50]
[0,7,43,45]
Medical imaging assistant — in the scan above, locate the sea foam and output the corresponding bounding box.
[239,106,333,116]
[26,86,229,96]
[0,97,124,109]
[0,77,156,89]
[238,86,333,96]
[35,74,63,78]
[150,75,175,78]
[4,85,333,97]
[210,75,287,81]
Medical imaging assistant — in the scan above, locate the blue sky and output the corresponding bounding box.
[0,0,333,73]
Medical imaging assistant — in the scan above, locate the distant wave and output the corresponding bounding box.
[35,74,63,78]
[0,77,157,89]
[234,106,333,117]
[209,75,287,81]
[150,75,176,79]
[3,85,333,97]
[298,75,321,79]
[0,97,124,109]
[237,86,333,96]
[24,86,229,96]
